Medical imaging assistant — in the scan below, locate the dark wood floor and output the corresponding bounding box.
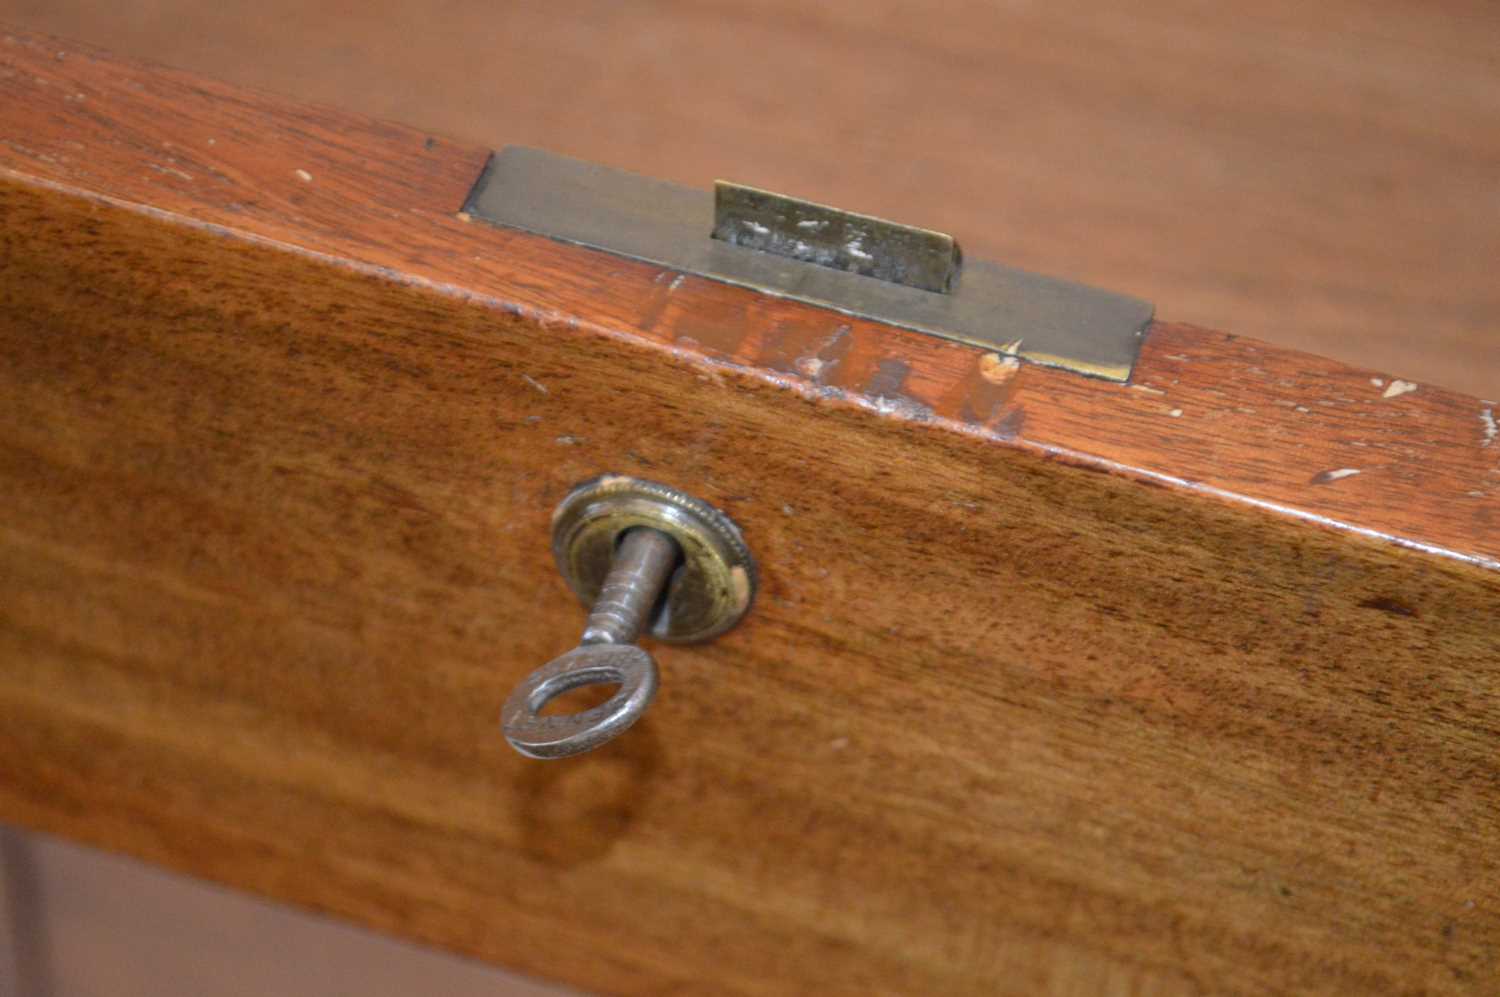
[3,0,1497,397]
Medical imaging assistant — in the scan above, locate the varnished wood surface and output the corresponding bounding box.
[1,30,1498,996]
[2,0,1497,399]
[0,29,1493,570]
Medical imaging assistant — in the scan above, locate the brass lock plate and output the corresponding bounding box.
[462,146,1154,382]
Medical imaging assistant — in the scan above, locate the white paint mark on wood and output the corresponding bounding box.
[979,353,1020,385]
[147,163,193,181]
[1168,408,1183,418]
[795,356,826,379]
[1481,408,1497,448]
[294,169,313,183]
[1382,379,1417,399]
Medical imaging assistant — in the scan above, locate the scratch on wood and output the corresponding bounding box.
[1481,408,1497,448]
[147,163,193,181]
[797,326,851,385]
[994,406,1026,440]
[1311,468,1361,485]
[867,358,910,400]
[1358,596,1418,617]
[1382,380,1417,399]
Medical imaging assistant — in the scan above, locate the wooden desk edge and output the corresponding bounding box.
[1,26,1495,574]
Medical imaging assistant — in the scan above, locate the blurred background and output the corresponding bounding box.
[1,827,572,996]
[1,2,1496,994]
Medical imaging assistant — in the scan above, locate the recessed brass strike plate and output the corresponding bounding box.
[462,147,1153,381]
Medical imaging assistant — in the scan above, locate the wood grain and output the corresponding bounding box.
[1,30,1498,996]
[3,0,1497,399]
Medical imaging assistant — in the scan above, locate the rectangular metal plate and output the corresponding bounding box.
[712,181,961,294]
[463,147,1153,381]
